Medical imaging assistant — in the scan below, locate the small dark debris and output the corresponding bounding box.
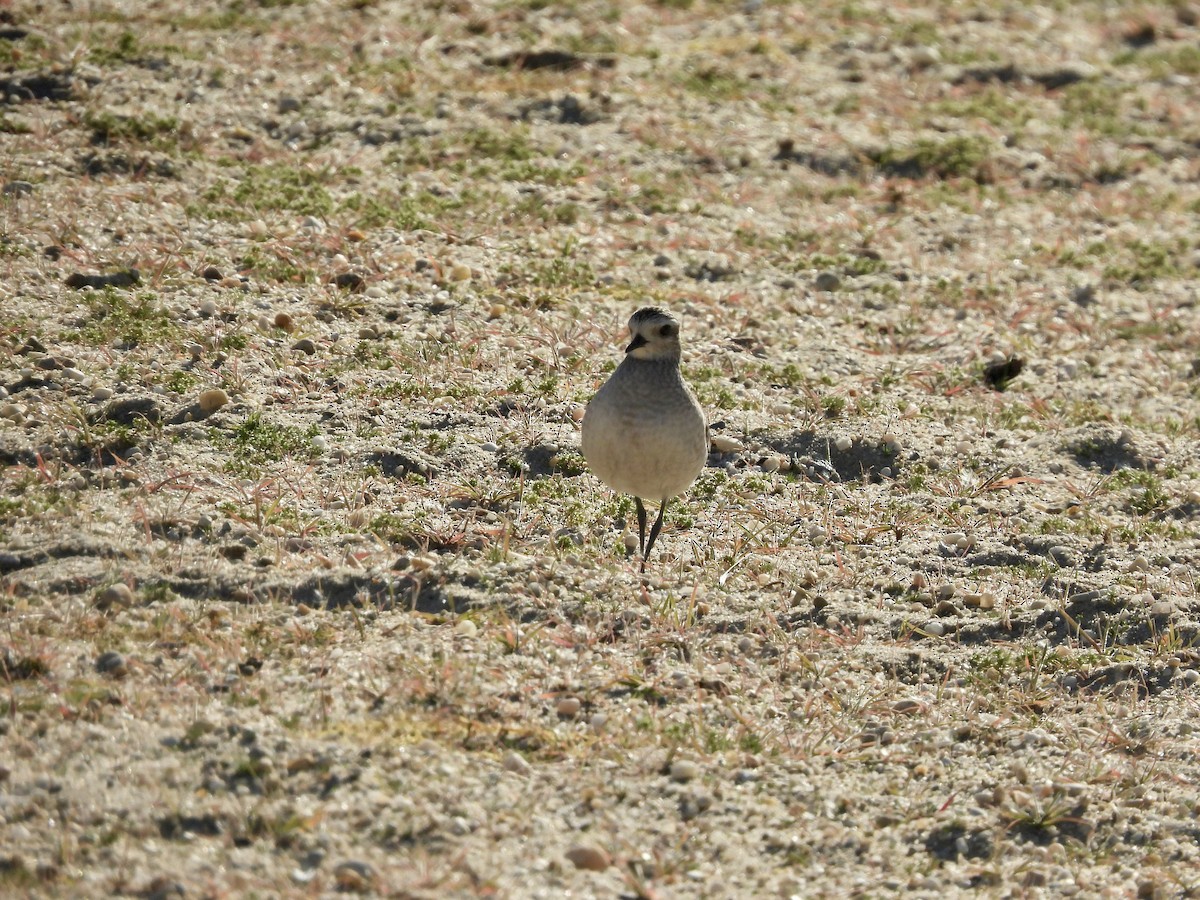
[237,657,263,676]
[332,271,365,292]
[220,544,248,561]
[983,355,1023,391]
[925,822,994,861]
[487,49,615,72]
[953,62,1021,85]
[1123,21,1157,47]
[96,395,162,426]
[1,649,50,680]
[201,265,223,281]
[158,813,223,840]
[0,70,77,103]
[684,260,738,282]
[2,180,33,196]
[95,650,128,677]
[42,245,62,260]
[0,27,30,41]
[65,269,140,290]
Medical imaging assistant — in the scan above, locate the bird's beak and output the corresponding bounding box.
[625,334,647,353]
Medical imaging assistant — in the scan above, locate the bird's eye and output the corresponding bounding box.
[660,324,674,337]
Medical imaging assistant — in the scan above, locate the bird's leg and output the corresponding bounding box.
[643,499,668,568]
[635,497,648,558]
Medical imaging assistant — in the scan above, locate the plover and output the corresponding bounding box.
[581,307,708,571]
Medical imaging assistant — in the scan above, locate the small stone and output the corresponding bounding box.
[710,434,744,453]
[808,525,827,544]
[197,388,230,414]
[448,262,472,281]
[274,312,295,332]
[834,435,853,452]
[488,303,506,319]
[198,298,218,317]
[333,860,375,892]
[669,759,701,782]
[332,272,365,292]
[502,750,532,774]
[92,386,114,402]
[814,270,841,292]
[1048,546,1076,567]
[201,266,223,282]
[565,844,611,872]
[103,396,162,425]
[556,697,582,718]
[292,338,317,355]
[934,599,959,617]
[455,618,478,638]
[923,620,945,638]
[760,455,783,473]
[95,583,134,610]
[95,651,128,677]
[892,698,924,714]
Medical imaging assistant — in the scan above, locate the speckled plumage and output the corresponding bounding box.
[582,307,708,568]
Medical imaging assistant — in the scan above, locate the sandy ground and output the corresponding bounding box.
[2,1,1200,896]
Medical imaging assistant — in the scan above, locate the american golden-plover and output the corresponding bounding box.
[581,307,708,571]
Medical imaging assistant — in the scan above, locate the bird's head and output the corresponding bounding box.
[625,306,683,361]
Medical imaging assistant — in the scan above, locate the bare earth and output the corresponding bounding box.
[2,1,1200,896]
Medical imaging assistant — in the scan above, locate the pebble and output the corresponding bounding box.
[565,844,611,872]
[92,386,114,402]
[333,860,375,892]
[198,299,218,318]
[488,303,506,319]
[892,698,925,714]
[455,618,478,638]
[198,388,230,414]
[447,262,472,281]
[292,338,317,355]
[814,270,841,292]
[95,583,135,610]
[274,312,295,332]
[95,651,128,677]
[710,434,744,453]
[502,750,532,774]
[834,435,853,452]
[556,697,582,718]
[923,621,945,638]
[669,759,701,782]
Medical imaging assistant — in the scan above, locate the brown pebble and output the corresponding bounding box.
[95,583,135,610]
[274,312,295,332]
[198,388,230,414]
[565,844,611,872]
[292,338,316,355]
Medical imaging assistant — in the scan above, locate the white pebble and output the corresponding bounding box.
[710,434,744,453]
[455,619,478,638]
[924,620,945,637]
[198,388,230,414]
[199,299,218,317]
[669,759,701,782]
[834,435,853,453]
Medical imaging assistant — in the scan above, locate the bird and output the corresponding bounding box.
[581,307,708,571]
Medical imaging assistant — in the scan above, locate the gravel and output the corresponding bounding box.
[1,0,1199,897]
